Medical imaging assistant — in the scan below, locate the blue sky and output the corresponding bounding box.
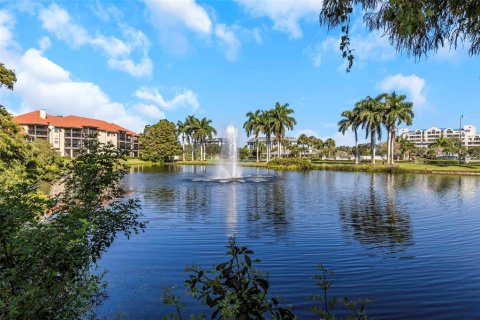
[0,0,478,145]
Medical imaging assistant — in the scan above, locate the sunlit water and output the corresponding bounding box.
[97,165,480,319]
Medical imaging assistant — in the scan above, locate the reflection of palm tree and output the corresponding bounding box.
[337,173,413,253]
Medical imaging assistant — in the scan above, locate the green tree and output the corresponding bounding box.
[397,136,417,160]
[383,92,414,164]
[0,140,145,319]
[0,62,16,90]
[191,117,217,161]
[243,109,263,162]
[297,134,310,157]
[324,138,336,159]
[140,119,182,162]
[319,1,480,72]
[338,109,360,164]
[270,102,296,158]
[176,120,188,161]
[356,96,384,164]
[258,110,274,162]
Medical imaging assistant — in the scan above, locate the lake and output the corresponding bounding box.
[97,165,480,319]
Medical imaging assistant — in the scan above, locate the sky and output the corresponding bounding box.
[0,0,479,146]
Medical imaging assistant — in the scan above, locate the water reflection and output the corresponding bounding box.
[338,173,414,254]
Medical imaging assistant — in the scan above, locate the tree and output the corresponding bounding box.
[258,110,274,162]
[297,134,310,157]
[176,120,188,161]
[383,92,414,165]
[338,109,360,164]
[0,63,16,90]
[191,117,217,161]
[270,102,296,158]
[397,136,417,160]
[140,119,182,162]
[319,0,480,72]
[243,110,263,162]
[324,138,336,159]
[1,141,144,319]
[356,96,384,164]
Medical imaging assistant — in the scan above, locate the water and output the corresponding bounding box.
[97,166,480,319]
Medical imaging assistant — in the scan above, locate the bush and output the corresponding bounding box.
[266,158,312,170]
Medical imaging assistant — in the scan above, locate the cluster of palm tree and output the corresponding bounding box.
[177,116,217,161]
[338,91,414,164]
[243,102,296,162]
[297,134,337,158]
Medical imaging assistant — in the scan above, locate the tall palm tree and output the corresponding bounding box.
[356,95,384,164]
[176,120,187,161]
[297,133,309,157]
[258,110,274,162]
[384,92,414,164]
[338,109,360,164]
[324,138,336,158]
[243,109,262,162]
[184,115,198,161]
[191,117,217,161]
[270,102,296,158]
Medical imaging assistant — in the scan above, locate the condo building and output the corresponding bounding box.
[13,109,140,157]
[399,125,480,148]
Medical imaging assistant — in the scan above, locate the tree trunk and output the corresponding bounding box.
[391,129,396,164]
[256,138,259,162]
[277,136,281,158]
[355,130,359,165]
[182,136,185,161]
[371,126,376,164]
[386,126,391,165]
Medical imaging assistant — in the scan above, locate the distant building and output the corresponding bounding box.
[399,125,480,148]
[246,136,314,156]
[205,138,226,146]
[13,109,140,157]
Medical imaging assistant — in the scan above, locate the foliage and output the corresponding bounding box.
[319,0,480,72]
[266,157,312,170]
[141,119,182,162]
[0,62,16,90]
[239,146,251,161]
[177,116,217,161]
[0,140,145,319]
[185,237,294,320]
[309,265,371,320]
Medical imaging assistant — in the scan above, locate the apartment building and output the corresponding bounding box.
[13,109,140,157]
[399,125,480,148]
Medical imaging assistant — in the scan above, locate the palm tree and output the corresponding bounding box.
[384,92,414,164]
[324,138,336,158]
[177,120,187,161]
[338,109,360,164]
[184,115,198,161]
[397,136,417,160]
[356,95,384,164]
[258,110,274,162]
[270,102,296,158]
[297,134,309,157]
[191,117,216,161]
[243,110,262,162]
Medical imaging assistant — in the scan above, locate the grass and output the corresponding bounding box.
[121,158,159,166]
[173,159,480,175]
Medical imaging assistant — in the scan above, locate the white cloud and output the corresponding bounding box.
[38,4,152,77]
[0,10,15,55]
[377,74,428,109]
[235,0,324,39]
[38,36,51,51]
[143,0,212,35]
[215,24,241,61]
[134,103,166,119]
[135,87,200,110]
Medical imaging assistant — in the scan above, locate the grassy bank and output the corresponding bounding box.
[121,158,159,166]
[175,159,480,175]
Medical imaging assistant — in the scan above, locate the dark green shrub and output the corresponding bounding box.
[266,158,312,170]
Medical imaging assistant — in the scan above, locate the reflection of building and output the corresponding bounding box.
[399,125,480,148]
[13,109,140,157]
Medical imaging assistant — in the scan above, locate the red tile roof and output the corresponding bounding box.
[13,110,138,136]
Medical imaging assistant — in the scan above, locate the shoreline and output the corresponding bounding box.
[173,160,480,176]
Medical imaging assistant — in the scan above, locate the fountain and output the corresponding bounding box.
[192,125,273,183]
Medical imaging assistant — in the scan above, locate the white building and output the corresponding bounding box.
[399,125,480,148]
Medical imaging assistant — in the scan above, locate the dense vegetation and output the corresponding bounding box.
[140,119,182,162]
[177,116,217,161]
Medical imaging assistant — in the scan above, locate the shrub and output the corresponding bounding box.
[266,158,312,170]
